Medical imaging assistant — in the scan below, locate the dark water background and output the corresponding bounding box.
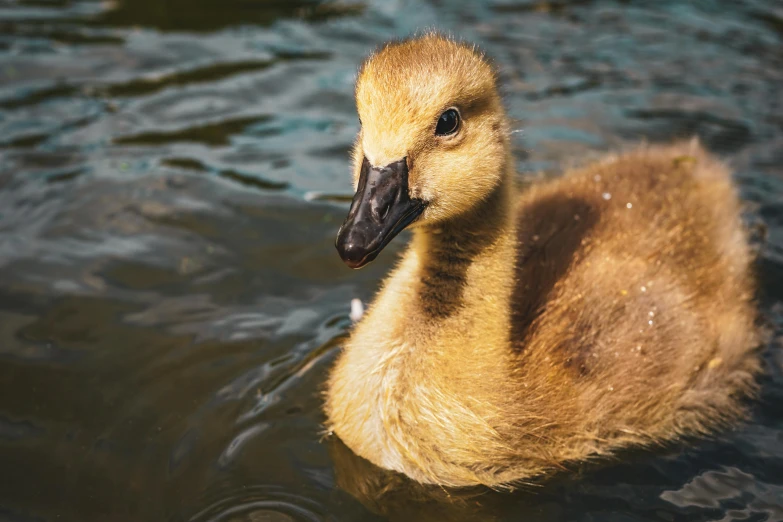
[1,0,782,520]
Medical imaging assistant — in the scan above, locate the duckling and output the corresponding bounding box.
[325,33,761,488]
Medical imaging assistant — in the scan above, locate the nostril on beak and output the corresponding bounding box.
[377,200,391,221]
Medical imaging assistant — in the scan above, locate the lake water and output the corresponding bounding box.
[0,0,782,520]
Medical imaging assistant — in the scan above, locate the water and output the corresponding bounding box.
[0,0,782,520]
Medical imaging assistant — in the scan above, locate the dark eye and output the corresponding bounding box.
[435,108,460,136]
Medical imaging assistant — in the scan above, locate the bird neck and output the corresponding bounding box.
[407,163,518,352]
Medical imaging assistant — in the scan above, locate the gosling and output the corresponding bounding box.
[325,34,761,488]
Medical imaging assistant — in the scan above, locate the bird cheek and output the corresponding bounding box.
[404,163,424,200]
[407,179,426,204]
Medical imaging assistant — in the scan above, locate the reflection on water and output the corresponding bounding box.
[0,0,782,520]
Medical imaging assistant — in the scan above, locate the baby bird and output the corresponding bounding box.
[325,34,761,488]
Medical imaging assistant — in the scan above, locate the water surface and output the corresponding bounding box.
[0,0,782,520]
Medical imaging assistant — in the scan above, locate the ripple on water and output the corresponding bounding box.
[661,467,783,520]
[187,485,326,522]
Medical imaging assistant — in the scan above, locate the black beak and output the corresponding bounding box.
[335,157,426,269]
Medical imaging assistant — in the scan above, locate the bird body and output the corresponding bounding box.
[325,34,760,488]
